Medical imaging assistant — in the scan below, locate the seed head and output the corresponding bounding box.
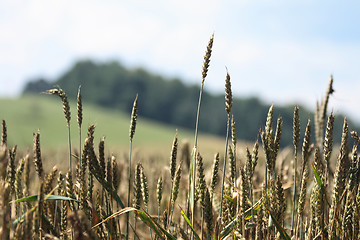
[273,117,283,159]
[293,106,300,152]
[172,165,182,205]
[1,120,7,147]
[324,113,335,167]
[202,34,214,83]
[46,87,71,127]
[157,176,163,207]
[210,153,220,194]
[133,163,142,210]
[228,146,236,186]
[33,131,44,180]
[204,188,213,234]
[129,94,138,141]
[224,71,233,115]
[170,132,178,182]
[77,85,83,128]
[140,166,149,209]
[196,152,206,208]
[231,115,237,149]
[302,120,312,169]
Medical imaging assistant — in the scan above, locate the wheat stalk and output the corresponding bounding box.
[127,94,138,240]
[189,34,214,235]
[293,107,300,151]
[219,70,232,219]
[77,85,83,168]
[46,87,72,172]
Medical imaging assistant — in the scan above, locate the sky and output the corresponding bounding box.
[1,0,360,122]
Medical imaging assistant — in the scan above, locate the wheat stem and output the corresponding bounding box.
[126,94,138,240]
[220,70,232,219]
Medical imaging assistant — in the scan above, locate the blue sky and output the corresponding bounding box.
[1,0,360,122]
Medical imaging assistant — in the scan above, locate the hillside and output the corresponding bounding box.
[0,95,225,160]
[23,60,357,145]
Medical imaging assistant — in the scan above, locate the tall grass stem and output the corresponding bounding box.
[219,115,231,218]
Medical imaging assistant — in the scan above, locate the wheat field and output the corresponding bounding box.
[0,35,359,240]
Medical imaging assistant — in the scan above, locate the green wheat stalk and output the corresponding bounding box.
[126,94,138,240]
[219,70,232,219]
[189,34,214,236]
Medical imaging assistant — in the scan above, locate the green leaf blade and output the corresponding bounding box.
[180,207,201,240]
[12,194,78,203]
[265,206,291,240]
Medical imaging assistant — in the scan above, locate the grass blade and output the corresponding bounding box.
[244,199,262,220]
[312,161,324,189]
[11,194,78,203]
[265,205,291,240]
[245,222,256,229]
[92,207,176,240]
[13,192,77,225]
[180,207,201,240]
[92,207,136,229]
[89,167,125,208]
[137,210,177,240]
[311,161,331,207]
[220,217,238,239]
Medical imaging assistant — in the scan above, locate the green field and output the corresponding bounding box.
[0,95,225,158]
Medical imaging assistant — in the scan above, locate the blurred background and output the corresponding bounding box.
[0,0,359,150]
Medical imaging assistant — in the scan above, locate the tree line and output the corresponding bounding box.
[23,59,355,145]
